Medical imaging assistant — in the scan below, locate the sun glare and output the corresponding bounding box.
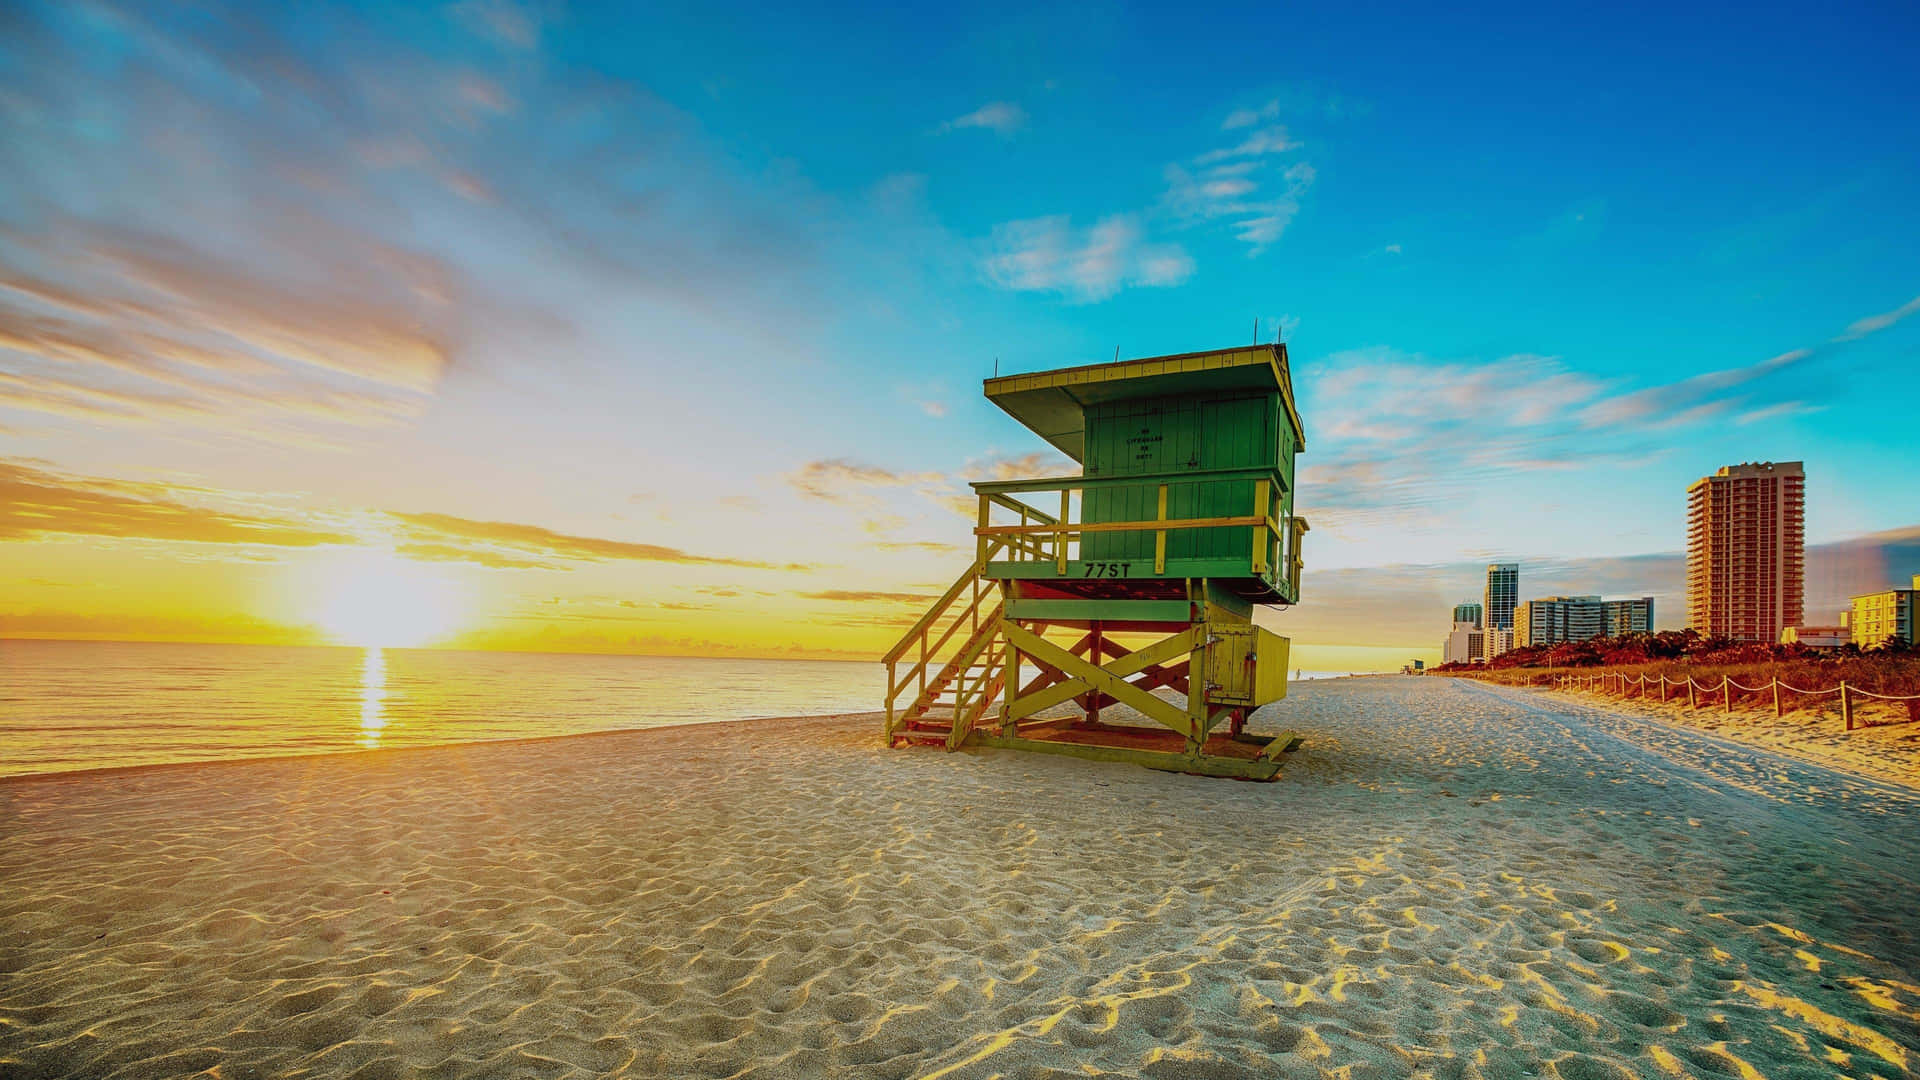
[312,551,466,648]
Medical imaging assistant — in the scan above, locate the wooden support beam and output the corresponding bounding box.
[1081,660,1190,713]
[1003,623,1201,735]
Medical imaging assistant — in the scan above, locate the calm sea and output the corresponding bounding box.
[0,639,1356,777]
[0,640,883,777]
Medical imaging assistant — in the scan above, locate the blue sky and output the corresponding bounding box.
[1,0,1916,666]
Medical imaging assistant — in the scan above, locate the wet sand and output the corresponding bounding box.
[3,677,1918,1078]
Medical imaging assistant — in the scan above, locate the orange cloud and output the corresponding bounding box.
[0,460,352,547]
[785,459,945,502]
[801,589,935,604]
[395,541,559,570]
[390,511,811,570]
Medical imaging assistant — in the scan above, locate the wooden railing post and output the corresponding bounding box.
[1842,682,1854,731]
[885,659,897,734]
[1154,483,1168,574]
[1773,678,1782,717]
[1688,679,1697,709]
[977,495,990,567]
[1058,488,1071,573]
[1723,676,1733,713]
[1250,479,1270,576]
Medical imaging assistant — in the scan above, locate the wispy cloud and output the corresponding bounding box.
[871,539,964,554]
[1222,102,1280,130]
[0,460,351,546]
[1295,292,1920,533]
[1196,125,1301,164]
[800,589,935,604]
[937,101,1027,136]
[390,512,805,570]
[785,459,947,503]
[1834,294,1920,342]
[983,215,1193,302]
[961,451,1077,482]
[0,0,816,448]
[1166,156,1314,256]
[1575,293,1918,431]
[977,101,1312,295]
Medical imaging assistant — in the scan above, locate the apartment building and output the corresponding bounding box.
[1849,574,1919,649]
[1685,461,1805,643]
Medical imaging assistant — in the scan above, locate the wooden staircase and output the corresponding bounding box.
[884,544,1008,750]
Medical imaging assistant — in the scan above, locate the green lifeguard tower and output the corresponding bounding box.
[883,343,1309,780]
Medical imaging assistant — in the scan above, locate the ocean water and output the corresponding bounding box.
[0,640,883,777]
[0,640,1359,777]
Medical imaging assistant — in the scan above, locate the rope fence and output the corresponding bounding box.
[1548,671,1920,732]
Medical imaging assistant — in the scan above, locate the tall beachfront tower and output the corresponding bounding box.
[1484,564,1518,631]
[1686,461,1805,643]
[881,344,1308,781]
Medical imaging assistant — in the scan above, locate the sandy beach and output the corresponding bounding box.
[1537,681,1920,794]
[4,676,1919,1079]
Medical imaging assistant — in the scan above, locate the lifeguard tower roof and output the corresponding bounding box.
[983,344,1306,463]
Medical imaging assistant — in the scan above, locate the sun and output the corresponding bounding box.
[311,551,467,648]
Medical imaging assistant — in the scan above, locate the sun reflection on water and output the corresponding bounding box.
[357,647,387,748]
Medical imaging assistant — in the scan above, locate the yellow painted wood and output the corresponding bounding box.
[977,514,1266,538]
[1209,626,1256,705]
[1004,625,1203,720]
[1287,516,1310,597]
[1002,623,1197,734]
[881,537,1002,665]
[1251,479,1269,576]
[1001,627,1018,733]
[1186,630,1209,752]
[976,494,989,567]
[1056,489,1070,574]
[1255,729,1301,761]
[1154,483,1168,574]
[1254,629,1289,705]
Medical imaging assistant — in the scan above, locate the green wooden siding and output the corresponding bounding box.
[1081,392,1294,567]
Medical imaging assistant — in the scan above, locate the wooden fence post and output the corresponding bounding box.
[1772,678,1782,717]
[1688,679,1697,709]
[1661,676,1669,703]
[1842,682,1854,731]
[1723,676,1733,713]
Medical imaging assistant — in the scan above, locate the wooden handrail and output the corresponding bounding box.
[881,538,1002,665]
[977,513,1267,538]
[970,465,1286,496]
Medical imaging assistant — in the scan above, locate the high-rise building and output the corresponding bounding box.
[1849,574,1919,650]
[1483,627,1514,659]
[1686,461,1805,643]
[1442,621,1485,665]
[1484,563,1518,632]
[1515,595,1604,647]
[1602,597,1655,637]
[1452,602,1483,629]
